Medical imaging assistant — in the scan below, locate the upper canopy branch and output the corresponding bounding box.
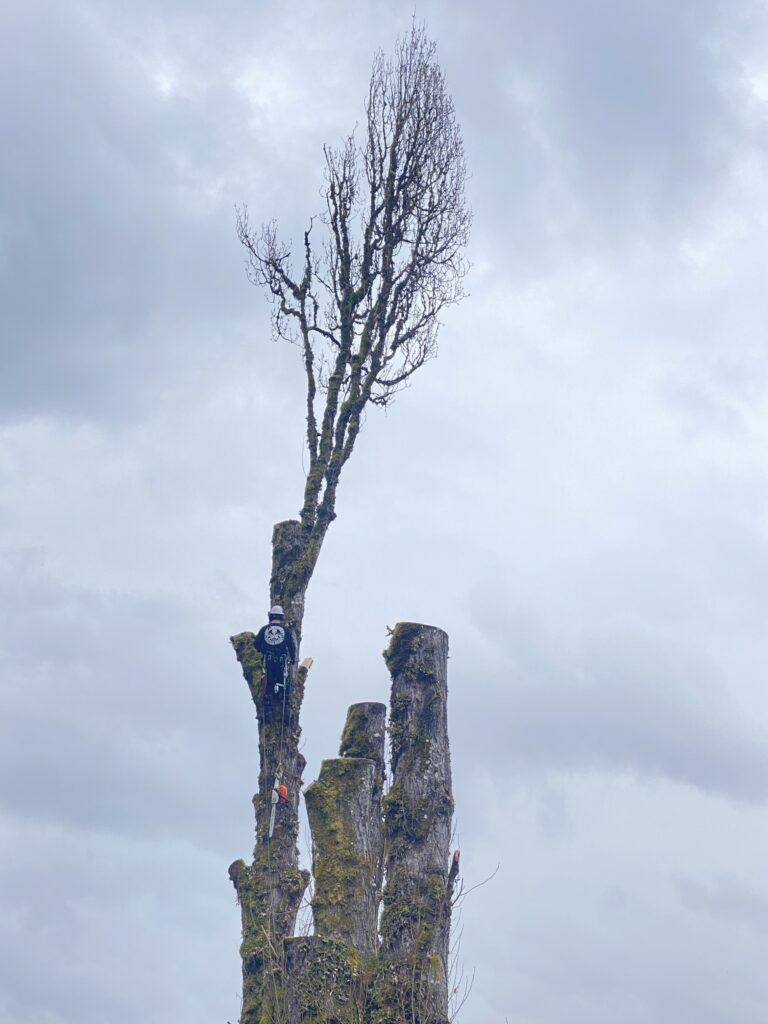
[239,21,470,559]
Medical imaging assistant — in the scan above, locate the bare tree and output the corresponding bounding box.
[236,22,470,637]
[229,24,469,1024]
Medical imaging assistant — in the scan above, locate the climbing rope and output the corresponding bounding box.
[268,659,290,838]
[262,652,293,1009]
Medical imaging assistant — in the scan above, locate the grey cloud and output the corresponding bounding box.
[5,0,760,423]
[0,3,261,420]
[460,827,768,1024]
[0,0,415,422]
[675,874,768,932]
[443,0,761,269]
[0,554,255,849]
[452,606,768,800]
[513,0,738,209]
[0,819,240,1024]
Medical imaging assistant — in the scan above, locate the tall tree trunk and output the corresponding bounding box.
[228,521,314,1024]
[373,623,455,1024]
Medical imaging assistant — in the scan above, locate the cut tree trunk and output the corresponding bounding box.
[373,623,455,1024]
[284,703,386,1023]
[304,702,386,953]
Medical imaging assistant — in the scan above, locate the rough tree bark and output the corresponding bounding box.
[228,526,314,1024]
[305,702,386,953]
[283,703,386,1024]
[373,624,454,1024]
[229,620,457,1024]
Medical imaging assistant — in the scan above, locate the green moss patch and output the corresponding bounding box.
[305,758,376,937]
[285,937,365,1024]
[383,622,423,675]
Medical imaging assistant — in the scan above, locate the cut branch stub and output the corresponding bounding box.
[229,630,263,709]
[305,701,386,955]
[374,622,454,1024]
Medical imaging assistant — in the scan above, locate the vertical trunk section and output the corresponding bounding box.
[305,702,386,952]
[285,703,386,1022]
[228,521,313,1024]
[373,623,455,1024]
[270,519,310,645]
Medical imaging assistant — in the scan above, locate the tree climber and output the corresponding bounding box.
[254,605,297,723]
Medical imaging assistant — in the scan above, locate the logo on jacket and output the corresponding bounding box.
[265,625,286,646]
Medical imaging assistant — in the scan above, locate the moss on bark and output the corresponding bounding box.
[305,754,382,955]
[306,759,372,910]
[285,937,365,1024]
[339,702,386,764]
[382,622,424,675]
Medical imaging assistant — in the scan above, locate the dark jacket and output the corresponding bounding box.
[254,621,296,663]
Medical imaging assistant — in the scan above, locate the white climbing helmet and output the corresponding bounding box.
[269,605,285,618]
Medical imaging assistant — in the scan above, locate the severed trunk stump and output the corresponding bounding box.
[372,623,455,1024]
[305,702,386,953]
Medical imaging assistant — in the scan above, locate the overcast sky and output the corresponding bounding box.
[2,1,768,1022]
